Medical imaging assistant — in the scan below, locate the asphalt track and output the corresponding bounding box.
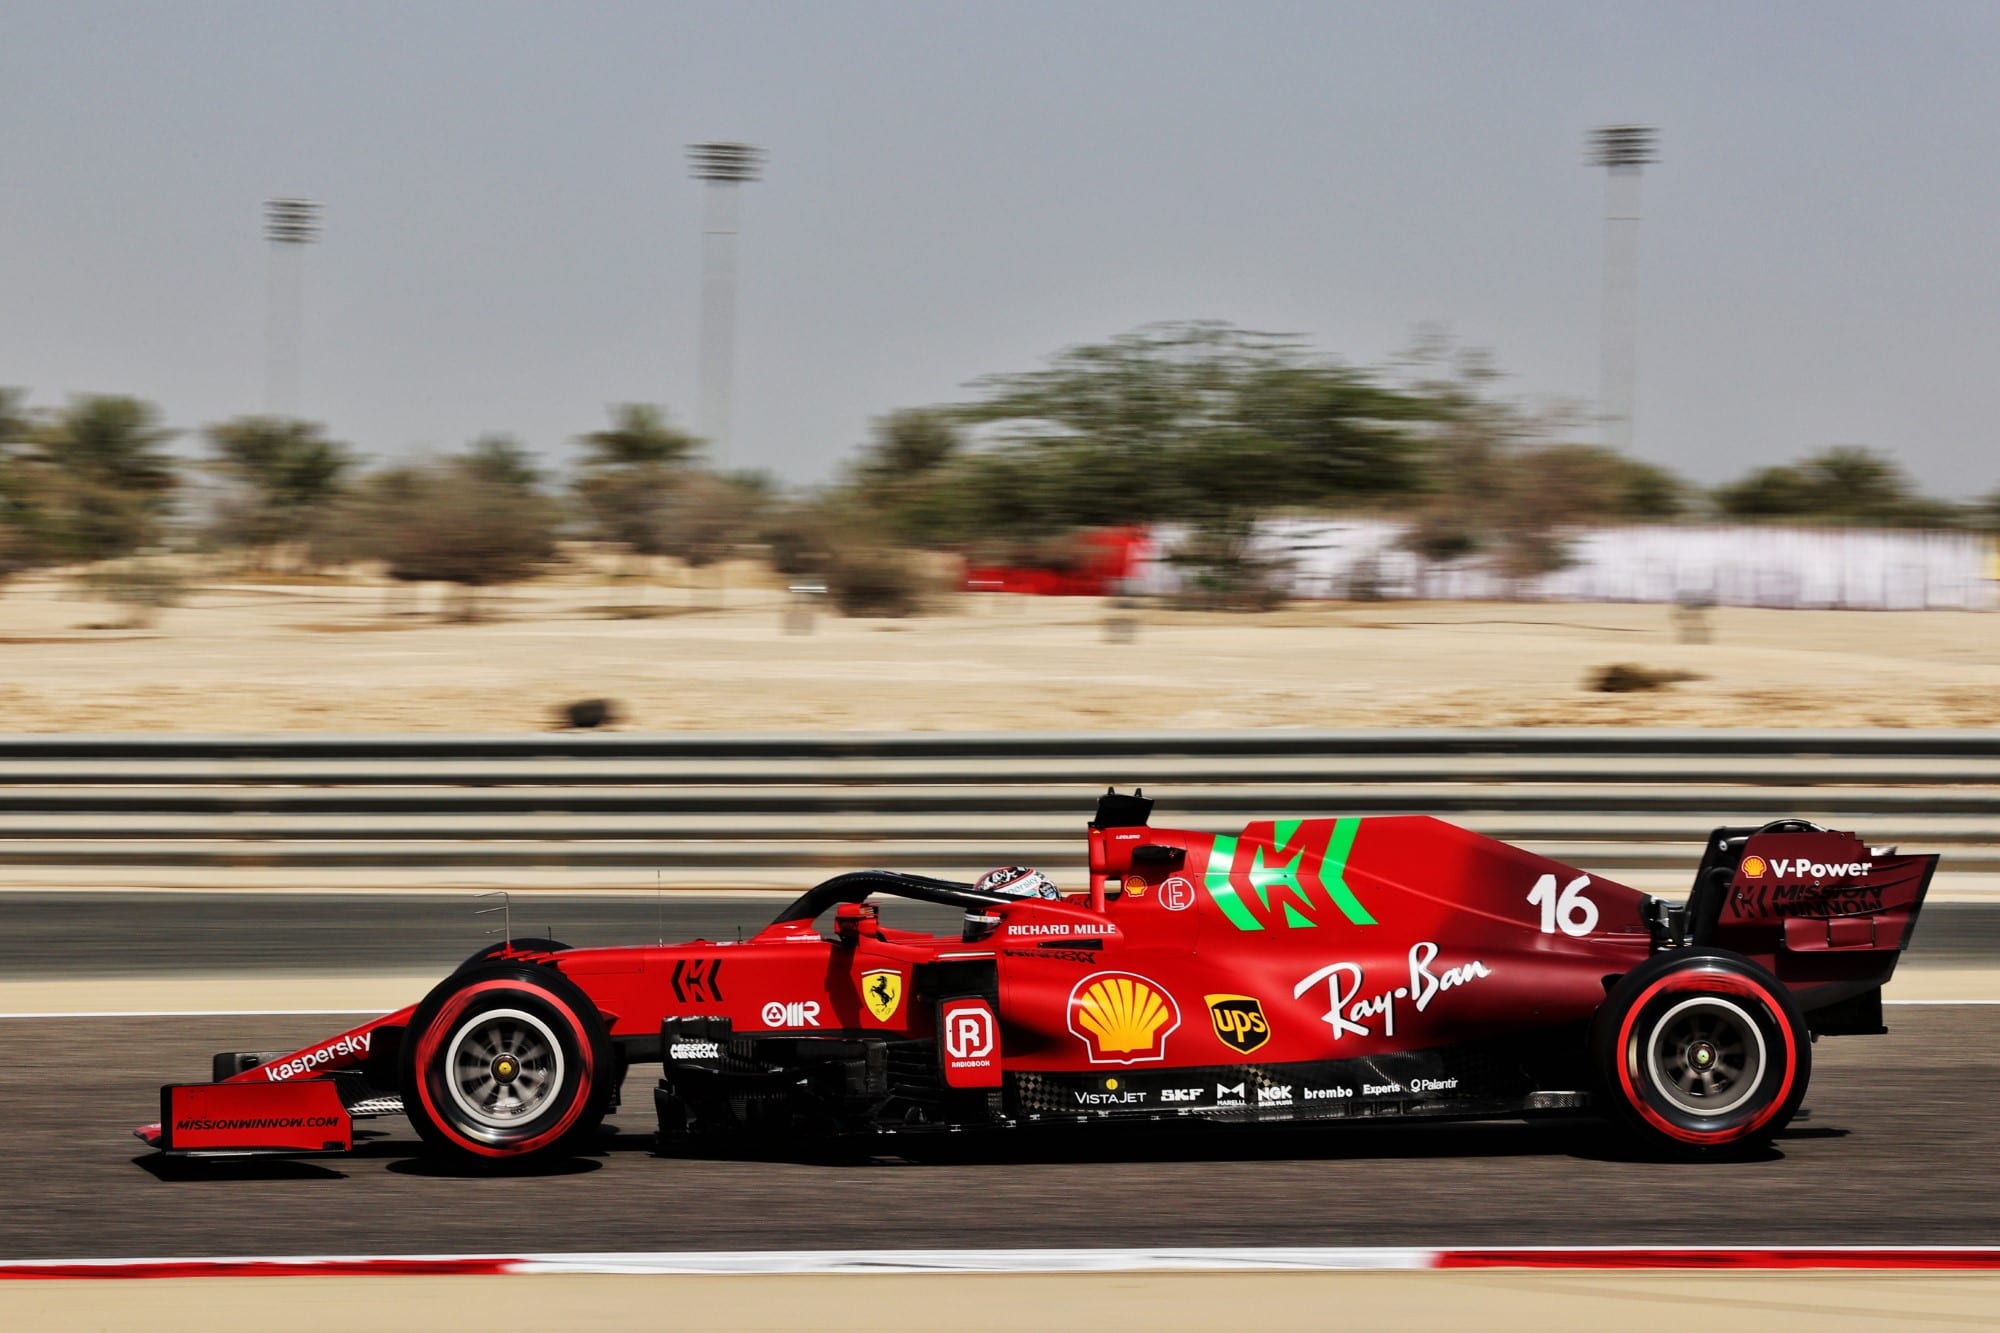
[4,893,1997,1261]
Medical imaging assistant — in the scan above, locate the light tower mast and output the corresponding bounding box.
[1588,125,1657,452]
[685,142,765,469]
[262,197,321,417]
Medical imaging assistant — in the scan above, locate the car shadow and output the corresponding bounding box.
[137,1112,1834,1175]
[1775,1125,1849,1141]
[133,1154,348,1182]
[373,1124,626,1177]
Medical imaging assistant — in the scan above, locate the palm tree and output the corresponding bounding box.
[0,387,29,448]
[574,405,703,592]
[29,395,179,561]
[0,388,34,576]
[205,416,356,562]
[579,404,702,473]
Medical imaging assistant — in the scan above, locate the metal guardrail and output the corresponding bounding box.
[0,730,1992,888]
[0,729,1997,758]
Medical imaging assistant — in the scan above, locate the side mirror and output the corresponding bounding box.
[834,901,880,946]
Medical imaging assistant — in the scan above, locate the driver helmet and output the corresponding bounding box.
[976,865,1062,901]
[963,865,1062,941]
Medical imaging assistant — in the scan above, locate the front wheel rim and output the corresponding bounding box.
[443,1007,567,1132]
[1643,995,1766,1118]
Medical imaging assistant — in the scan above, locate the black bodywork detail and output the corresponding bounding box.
[1806,986,1887,1037]
[652,1025,1592,1142]
[210,1050,285,1082]
[670,957,725,1004]
[1092,787,1153,830]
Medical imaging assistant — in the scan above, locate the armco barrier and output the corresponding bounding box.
[0,730,1992,890]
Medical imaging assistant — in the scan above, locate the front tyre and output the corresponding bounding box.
[1592,949,1810,1158]
[401,961,613,1166]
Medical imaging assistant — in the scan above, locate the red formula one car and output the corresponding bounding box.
[138,790,1934,1165]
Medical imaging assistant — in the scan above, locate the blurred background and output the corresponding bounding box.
[6,5,2000,1304]
[4,1,1998,639]
[3,0,1998,890]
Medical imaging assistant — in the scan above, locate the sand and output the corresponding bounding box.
[1,564,1998,733]
[8,1271,2000,1331]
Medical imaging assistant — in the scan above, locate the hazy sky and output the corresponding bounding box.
[4,2,1996,494]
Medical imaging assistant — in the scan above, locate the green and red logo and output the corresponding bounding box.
[1203,818,1376,931]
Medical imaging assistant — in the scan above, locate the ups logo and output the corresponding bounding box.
[1205,994,1271,1055]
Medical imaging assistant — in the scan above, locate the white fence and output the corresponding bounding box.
[1131,520,1999,611]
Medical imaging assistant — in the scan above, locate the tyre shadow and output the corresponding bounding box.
[386,1153,604,1179]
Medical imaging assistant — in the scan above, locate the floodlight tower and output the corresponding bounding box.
[686,142,765,470]
[262,197,321,417]
[1588,125,1657,452]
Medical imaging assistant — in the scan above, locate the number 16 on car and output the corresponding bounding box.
[1529,872,1599,937]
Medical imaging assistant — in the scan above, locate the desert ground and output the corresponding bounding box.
[1,562,1997,732]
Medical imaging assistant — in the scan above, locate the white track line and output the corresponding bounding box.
[6,1246,2000,1277]
[1886,998,2000,1005]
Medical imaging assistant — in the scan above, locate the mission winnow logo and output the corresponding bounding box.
[173,1115,341,1132]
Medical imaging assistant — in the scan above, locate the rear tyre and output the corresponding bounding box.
[1591,949,1810,1158]
[401,961,612,1166]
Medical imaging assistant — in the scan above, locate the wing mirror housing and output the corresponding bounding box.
[835,901,881,946]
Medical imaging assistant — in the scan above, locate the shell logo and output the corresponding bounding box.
[1067,971,1181,1064]
[1742,855,1768,879]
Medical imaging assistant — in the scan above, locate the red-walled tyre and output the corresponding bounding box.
[1591,949,1811,1158]
[401,961,613,1166]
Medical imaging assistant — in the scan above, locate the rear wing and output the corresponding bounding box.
[1683,821,1937,1030]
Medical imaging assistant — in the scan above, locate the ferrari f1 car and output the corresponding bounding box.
[138,790,1934,1164]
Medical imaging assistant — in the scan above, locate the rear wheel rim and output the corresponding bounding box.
[444,1007,566,1132]
[1644,995,1766,1118]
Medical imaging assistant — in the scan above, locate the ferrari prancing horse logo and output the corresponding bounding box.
[861,969,904,1022]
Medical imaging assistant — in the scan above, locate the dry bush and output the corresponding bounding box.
[1589,663,1704,694]
[824,542,928,617]
[74,559,190,628]
[320,460,558,620]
